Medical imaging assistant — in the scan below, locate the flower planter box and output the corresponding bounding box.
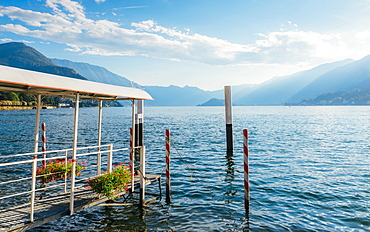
[87,163,131,200]
[36,159,85,183]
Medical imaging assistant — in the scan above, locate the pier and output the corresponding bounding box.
[0,173,160,231]
[0,65,159,231]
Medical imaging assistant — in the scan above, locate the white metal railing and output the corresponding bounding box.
[0,144,130,223]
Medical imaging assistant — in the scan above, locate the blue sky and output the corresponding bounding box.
[1,0,370,90]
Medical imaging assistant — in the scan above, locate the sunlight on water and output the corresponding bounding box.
[1,106,369,231]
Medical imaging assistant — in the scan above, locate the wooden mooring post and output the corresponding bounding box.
[224,86,233,154]
[165,129,171,203]
[243,129,250,214]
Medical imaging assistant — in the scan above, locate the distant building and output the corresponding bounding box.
[58,103,70,108]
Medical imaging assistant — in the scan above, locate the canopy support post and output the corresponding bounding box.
[70,93,80,215]
[140,145,146,207]
[97,100,103,175]
[131,99,136,192]
[138,100,145,206]
[33,95,41,154]
[30,94,41,222]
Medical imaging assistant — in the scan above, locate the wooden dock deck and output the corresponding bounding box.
[0,174,160,232]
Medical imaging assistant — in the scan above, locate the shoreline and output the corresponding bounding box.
[0,106,34,111]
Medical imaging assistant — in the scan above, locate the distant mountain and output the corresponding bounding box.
[234,59,354,105]
[143,85,223,106]
[4,42,370,107]
[51,58,131,87]
[287,55,370,104]
[51,58,230,106]
[197,98,224,106]
[0,42,86,80]
[294,87,370,105]
[51,59,227,106]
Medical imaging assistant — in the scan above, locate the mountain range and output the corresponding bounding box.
[294,87,370,105]
[1,42,370,106]
[0,42,86,80]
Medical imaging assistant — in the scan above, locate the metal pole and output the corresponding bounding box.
[64,151,68,193]
[140,145,146,206]
[131,100,136,192]
[30,94,41,222]
[70,93,80,215]
[41,123,46,166]
[137,100,144,146]
[165,129,171,203]
[97,100,103,175]
[243,129,250,214]
[107,144,113,173]
[33,95,41,154]
[224,86,233,154]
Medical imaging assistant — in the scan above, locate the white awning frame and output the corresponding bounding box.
[0,65,153,101]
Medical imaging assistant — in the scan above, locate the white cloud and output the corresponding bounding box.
[113,6,148,10]
[0,38,12,42]
[0,38,35,43]
[45,0,85,21]
[95,0,106,3]
[0,3,369,66]
[253,30,351,64]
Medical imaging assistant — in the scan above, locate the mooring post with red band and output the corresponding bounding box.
[243,129,250,214]
[41,123,46,166]
[165,129,171,203]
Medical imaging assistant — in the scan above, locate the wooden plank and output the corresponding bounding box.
[0,175,161,232]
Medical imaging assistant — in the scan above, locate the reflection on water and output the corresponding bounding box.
[1,106,370,231]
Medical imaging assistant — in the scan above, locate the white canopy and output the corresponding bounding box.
[0,65,153,101]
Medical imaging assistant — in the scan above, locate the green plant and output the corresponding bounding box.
[87,163,132,200]
[36,159,85,183]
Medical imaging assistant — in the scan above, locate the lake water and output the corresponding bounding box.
[0,106,369,231]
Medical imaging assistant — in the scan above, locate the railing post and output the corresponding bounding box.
[165,129,171,203]
[107,144,113,173]
[140,145,146,206]
[30,155,37,222]
[243,129,250,215]
[64,151,68,193]
[41,123,47,166]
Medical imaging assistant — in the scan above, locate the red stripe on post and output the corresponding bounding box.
[244,179,250,191]
[243,129,250,214]
[129,127,133,147]
[244,161,249,174]
[243,129,248,140]
[42,123,47,166]
[165,129,171,202]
